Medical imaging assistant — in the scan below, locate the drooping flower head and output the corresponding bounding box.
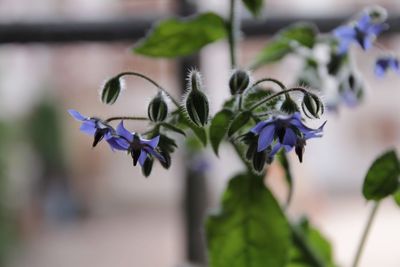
[68,109,125,149]
[333,12,387,54]
[249,112,326,163]
[114,121,165,167]
[374,56,400,77]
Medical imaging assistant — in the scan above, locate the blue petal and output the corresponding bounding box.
[361,37,373,50]
[250,120,270,134]
[374,60,386,77]
[116,121,133,142]
[269,143,282,158]
[69,109,87,121]
[282,128,297,147]
[357,14,371,32]
[106,136,130,151]
[138,150,148,166]
[337,39,352,54]
[257,124,275,152]
[79,121,96,135]
[333,26,356,38]
[144,147,165,162]
[304,121,326,139]
[368,24,387,36]
[141,135,160,149]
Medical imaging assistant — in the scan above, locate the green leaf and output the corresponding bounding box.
[228,111,252,137]
[242,0,264,17]
[252,23,317,69]
[134,12,227,58]
[178,109,207,146]
[206,173,291,267]
[362,150,400,201]
[278,152,294,207]
[288,218,335,267]
[210,109,234,156]
[159,122,186,136]
[394,189,400,207]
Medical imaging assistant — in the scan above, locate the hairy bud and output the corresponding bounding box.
[301,93,323,119]
[229,70,250,95]
[184,71,209,127]
[148,92,168,122]
[101,76,122,105]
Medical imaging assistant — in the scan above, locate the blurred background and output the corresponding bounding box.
[0,0,399,266]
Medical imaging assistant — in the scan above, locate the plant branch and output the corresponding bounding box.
[228,0,238,68]
[352,201,381,267]
[116,71,180,107]
[105,116,149,122]
[249,87,309,111]
[251,78,287,91]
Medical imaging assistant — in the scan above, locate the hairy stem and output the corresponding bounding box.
[251,78,287,91]
[249,87,309,111]
[352,201,381,267]
[116,71,180,107]
[228,0,238,68]
[105,116,149,123]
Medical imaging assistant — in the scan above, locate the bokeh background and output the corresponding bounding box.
[0,0,399,266]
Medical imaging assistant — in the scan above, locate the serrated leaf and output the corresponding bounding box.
[134,12,227,58]
[394,189,400,207]
[206,173,291,267]
[228,111,252,137]
[210,109,234,156]
[242,0,264,17]
[362,150,400,201]
[288,218,335,267]
[159,122,186,136]
[252,23,317,69]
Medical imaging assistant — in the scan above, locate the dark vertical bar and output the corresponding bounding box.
[177,0,208,264]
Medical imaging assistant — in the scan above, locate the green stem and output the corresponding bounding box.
[228,0,238,68]
[238,94,243,111]
[116,71,180,107]
[249,87,309,111]
[352,201,381,267]
[250,78,287,91]
[105,116,149,123]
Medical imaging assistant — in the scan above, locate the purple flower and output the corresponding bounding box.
[114,121,165,167]
[333,13,387,54]
[374,56,400,77]
[250,112,326,162]
[68,109,126,150]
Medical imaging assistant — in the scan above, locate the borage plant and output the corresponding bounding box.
[69,2,400,267]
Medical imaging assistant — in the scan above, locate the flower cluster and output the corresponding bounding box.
[243,112,325,172]
[333,12,387,54]
[375,56,400,77]
[69,109,166,176]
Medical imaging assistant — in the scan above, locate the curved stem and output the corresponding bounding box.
[105,116,149,123]
[251,78,287,91]
[352,201,381,267]
[228,0,238,68]
[249,87,309,111]
[116,71,180,107]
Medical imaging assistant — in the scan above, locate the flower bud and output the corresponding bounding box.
[184,71,209,127]
[101,76,122,105]
[229,70,250,95]
[148,92,168,122]
[280,95,299,114]
[301,93,323,119]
